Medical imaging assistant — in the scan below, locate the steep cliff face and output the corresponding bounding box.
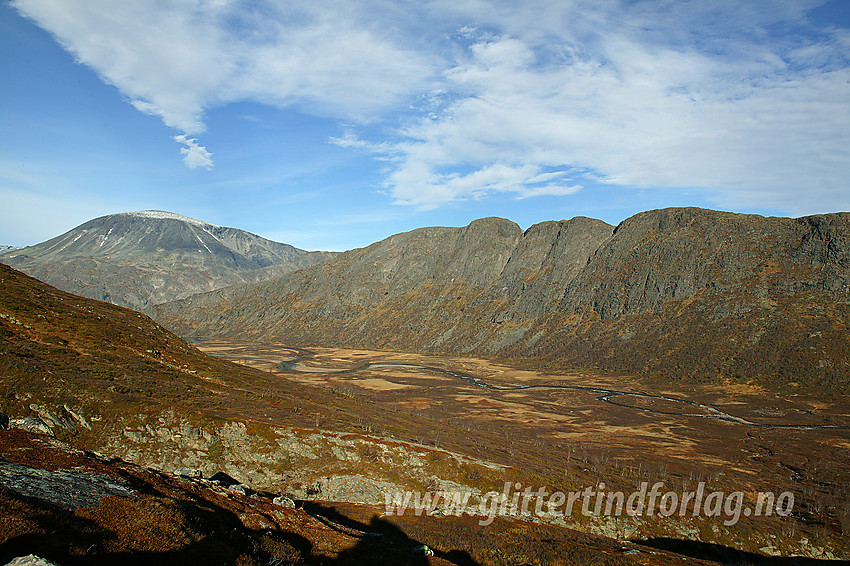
[559,208,850,319]
[150,208,850,388]
[791,213,850,292]
[149,216,614,353]
[0,211,334,310]
[511,210,850,387]
[497,216,615,318]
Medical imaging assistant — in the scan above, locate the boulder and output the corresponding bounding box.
[411,544,434,557]
[273,495,296,508]
[209,471,240,487]
[62,405,91,430]
[5,556,62,566]
[29,404,73,431]
[10,417,53,436]
[173,467,203,478]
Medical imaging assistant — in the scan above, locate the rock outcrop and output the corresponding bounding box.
[0,429,715,566]
[0,459,136,510]
[5,556,62,566]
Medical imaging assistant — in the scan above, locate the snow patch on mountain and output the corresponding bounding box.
[122,210,215,227]
[195,233,213,254]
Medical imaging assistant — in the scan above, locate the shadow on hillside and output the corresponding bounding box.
[302,501,479,565]
[0,488,479,566]
[0,485,313,566]
[0,503,117,565]
[637,538,844,565]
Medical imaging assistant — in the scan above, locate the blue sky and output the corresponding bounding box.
[2,0,848,251]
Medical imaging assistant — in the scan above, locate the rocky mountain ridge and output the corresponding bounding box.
[151,207,850,389]
[0,211,335,310]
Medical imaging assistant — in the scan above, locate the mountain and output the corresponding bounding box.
[2,239,847,561]
[0,246,20,254]
[0,210,335,309]
[150,215,614,345]
[150,208,850,389]
[0,261,539,516]
[0,260,736,566]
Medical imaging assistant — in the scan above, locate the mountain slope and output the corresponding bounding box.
[0,261,569,510]
[0,263,744,565]
[150,208,850,389]
[149,216,614,350]
[2,245,847,561]
[0,211,334,309]
[2,431,724,566]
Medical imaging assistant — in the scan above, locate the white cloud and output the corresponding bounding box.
[12,0,436,160]
[373,3,850,212]
[328,131,392,154]
[17,0,436,127]
[174,135,214,169]
[11,0,850,213]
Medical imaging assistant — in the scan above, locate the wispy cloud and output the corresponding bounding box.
[371,3,850,212]
[11,0,850,214]
[174,135,213,169]
[11,0,435,152]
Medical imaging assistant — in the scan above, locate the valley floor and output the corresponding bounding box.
[196,339,850,561]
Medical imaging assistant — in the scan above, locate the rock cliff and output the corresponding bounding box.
[151,208,850,388]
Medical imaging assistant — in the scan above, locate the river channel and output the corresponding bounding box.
[277,356,847,431]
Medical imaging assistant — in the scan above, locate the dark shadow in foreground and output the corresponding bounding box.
[637,538,848,565]
[302,501,479,566]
